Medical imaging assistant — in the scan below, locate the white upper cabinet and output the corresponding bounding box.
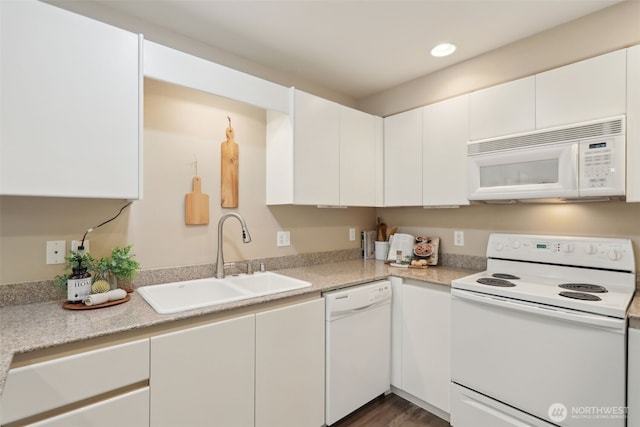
[0,0,141,199]
[422,95,470,207]
[627,45,640,203]
[293,90,341,205]
[384,108,423,206]
[340,106,383,206]
[535,49,626,129]
[266,89,382,206]
[469,77,535,141]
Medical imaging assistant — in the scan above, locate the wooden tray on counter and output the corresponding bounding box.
[63,295,130,310]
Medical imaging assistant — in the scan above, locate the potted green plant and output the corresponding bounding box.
[108,245,141,293]
[54,250,96,294]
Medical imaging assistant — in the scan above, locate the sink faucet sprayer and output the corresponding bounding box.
[216,212,252,279]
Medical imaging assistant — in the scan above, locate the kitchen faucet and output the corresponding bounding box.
[215,212,252,279]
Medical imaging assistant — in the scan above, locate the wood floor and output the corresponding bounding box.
[331,393,450,427]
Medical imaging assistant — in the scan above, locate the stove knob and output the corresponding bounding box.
[512,240,521,249]
[561,243,574,253]
[608,248,622,261]
[585,243,597,255]
[494,242,504,251]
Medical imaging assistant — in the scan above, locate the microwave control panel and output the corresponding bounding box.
[580,139,614,188]
[579,135,625,197]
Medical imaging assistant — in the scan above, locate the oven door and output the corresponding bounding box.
[451,289,626,427]
[467,141,579,201]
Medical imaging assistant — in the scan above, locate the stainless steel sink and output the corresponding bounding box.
[138,272,311,314]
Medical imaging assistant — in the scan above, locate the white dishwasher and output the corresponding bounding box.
[324,280,392,425]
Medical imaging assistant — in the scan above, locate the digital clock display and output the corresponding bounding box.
[536,243,548,250]
[589,142,607,149]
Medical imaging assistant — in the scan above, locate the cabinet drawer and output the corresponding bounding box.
[1,339,149,424]
[28,388,149,427]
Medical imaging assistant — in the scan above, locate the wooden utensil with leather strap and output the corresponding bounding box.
[185,176,209,225]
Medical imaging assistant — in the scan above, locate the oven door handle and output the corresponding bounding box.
[452,289,625,333]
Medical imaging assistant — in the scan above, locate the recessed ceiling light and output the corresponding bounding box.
[431,43,456,57]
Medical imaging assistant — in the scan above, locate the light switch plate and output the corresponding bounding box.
[277,231,290,247]
[349,228,356,241]
[46,240,66,264]
[454,230,464,247]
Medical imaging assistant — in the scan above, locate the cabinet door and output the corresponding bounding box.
[255,299,325,427]
[390,277,403,388]
[150,315,255,427]
[1,339,149,425]
[0,0,140,199]
[401,280,451,414]
[27,388,149,427]
[628,328,640,426]
[469,77,535,141]
[536,49,626,129]
[422,95,470,206]
[294,90,340,205]
[340,106,378,206]
[384,108,423,206]
[627,45,640,203]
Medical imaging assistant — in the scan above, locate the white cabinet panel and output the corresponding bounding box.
[1,339,149,425]
[401,280,451,414]
[0,0,141,199]
[422,95,470,206]
[629,328,640,426]
[390,276,403,388]
[340,106,379,206]
[267,89,382,206]
[626,45,640,203]
[469,77,535,141]
[256,298,325,427]
[536,49,626,129]
[384,108,423,206]
[28,388,149,427]
[293,90,341,205]
[150,315,255,427]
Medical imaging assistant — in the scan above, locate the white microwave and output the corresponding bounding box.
[467,116,626,202]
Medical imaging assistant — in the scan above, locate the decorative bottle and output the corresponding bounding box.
[67,258,92,303]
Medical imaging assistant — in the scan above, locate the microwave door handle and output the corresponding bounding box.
[452,289,624,332]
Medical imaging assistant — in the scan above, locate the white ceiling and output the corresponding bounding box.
[85,0,622,99]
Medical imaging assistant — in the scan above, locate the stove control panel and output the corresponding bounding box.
[488,233,635,272]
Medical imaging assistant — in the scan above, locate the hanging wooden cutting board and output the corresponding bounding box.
[185,176,209,225]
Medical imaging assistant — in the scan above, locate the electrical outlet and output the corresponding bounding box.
[71,240,90,253]
[277,231,290,247]
[46,240,66,264]
[454,230,464,247]
[349,228,356,241]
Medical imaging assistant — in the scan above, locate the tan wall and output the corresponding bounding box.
[0,79,374,285]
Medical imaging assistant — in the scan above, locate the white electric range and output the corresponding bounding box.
[451,233,636,427]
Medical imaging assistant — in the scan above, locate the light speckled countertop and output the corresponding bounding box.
[628,295,640,329]
[0,259,475,396]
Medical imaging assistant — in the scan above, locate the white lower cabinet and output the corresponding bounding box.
[150,298,325,427]
[392,278,451,416]
[255,298,325,427]
[0,339,150,426]
[150,315,256,427]
[26,388,149,427]
[628,328,640,426]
